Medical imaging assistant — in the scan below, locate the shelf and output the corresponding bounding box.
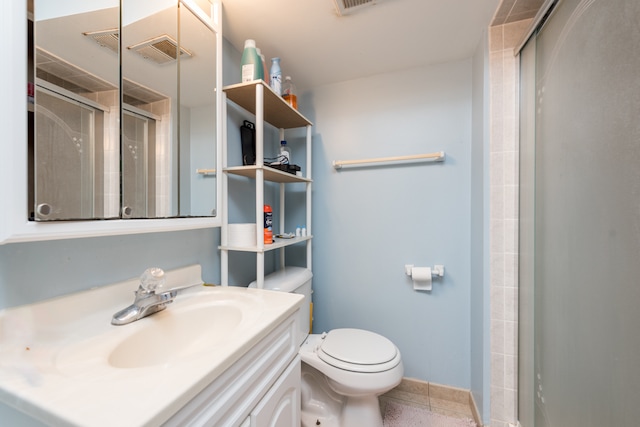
[222,78,313,288]
[223,81,313,129]
[220,235,312,253]
[225,165,311,183]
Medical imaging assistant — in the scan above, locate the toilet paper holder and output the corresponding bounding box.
[404,264,445,278]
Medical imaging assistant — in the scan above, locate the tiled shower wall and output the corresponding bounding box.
[489,18,531,427]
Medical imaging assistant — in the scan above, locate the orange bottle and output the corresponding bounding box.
[264,204,273,244]
[282,76,297,109]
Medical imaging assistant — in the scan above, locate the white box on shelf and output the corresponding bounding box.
[228,223,257,247]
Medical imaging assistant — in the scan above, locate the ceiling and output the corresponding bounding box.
[222,0,503,90]
[35,5,218,108]
[492,0,545,25]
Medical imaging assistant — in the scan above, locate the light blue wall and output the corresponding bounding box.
[0,229,220,310]
[305,60,473,387]
[189,104,218,216]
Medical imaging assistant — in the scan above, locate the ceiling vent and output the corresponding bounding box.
[333,0,377,16]
[127,35,192,65]
[83,28,119,54]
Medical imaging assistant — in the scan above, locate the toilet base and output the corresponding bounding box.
[301,411,338,427]
[301,362,343,427]
[301,395,384,427]
[301,362,386,427]
[340,395,383,427]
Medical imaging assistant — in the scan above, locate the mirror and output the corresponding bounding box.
[177,2,218,218]
[30,0,218,221]
[32,1,119,220]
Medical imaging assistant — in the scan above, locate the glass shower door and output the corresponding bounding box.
[121,110,157,218]
[34,87,104,220]
[519,0,640,425]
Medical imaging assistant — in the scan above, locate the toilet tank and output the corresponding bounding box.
[248,267,312,345]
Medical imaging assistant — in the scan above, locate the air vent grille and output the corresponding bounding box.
[83,28,119,53]
[127,35,192,65]
[333,0,376,15]
[344,0,374,8]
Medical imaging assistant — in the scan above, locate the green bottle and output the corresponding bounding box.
[241,39,264,82]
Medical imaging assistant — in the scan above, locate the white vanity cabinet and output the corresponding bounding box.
[248,356,300,426]
[164,312,301,427]
[221,81,313,289]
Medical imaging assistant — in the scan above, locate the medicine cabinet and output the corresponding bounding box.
[0,0,222,244]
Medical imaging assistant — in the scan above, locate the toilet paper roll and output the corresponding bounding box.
[411,267,432,291]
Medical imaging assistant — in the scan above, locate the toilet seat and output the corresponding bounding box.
[317,329,400,373]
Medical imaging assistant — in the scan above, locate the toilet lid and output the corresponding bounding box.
[318,328,399,373]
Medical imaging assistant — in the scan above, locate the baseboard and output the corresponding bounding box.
[469,390,482,426]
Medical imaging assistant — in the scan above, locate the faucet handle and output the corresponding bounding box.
[139,267,166,293]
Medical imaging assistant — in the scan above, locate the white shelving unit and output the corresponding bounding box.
[221,81,313,288]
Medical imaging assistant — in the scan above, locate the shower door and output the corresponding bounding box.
[121,110,157,218]
[34,87,105,220]
[519,0,640,425]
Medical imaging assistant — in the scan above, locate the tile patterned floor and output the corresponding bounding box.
[380,378,482,426]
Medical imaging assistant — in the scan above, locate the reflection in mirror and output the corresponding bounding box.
[179,2,218,217]
[35,84,107,219]
[122,109,158,218]
[29,0,218,222]
[121,0,218,219]
[31,1,119,220]
[121,2,179,218]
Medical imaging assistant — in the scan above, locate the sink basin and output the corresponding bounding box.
[108,303,243,369]
[54,287,264,376]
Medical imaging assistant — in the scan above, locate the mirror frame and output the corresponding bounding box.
[0,0,222,244]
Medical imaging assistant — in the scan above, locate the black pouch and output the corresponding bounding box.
[240,120,256,165]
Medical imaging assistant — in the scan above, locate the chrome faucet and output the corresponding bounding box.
[111,268,177,325]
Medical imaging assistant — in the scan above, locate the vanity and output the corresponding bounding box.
[0,265,303,426]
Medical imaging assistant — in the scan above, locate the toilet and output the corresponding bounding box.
[250,267,403,427]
